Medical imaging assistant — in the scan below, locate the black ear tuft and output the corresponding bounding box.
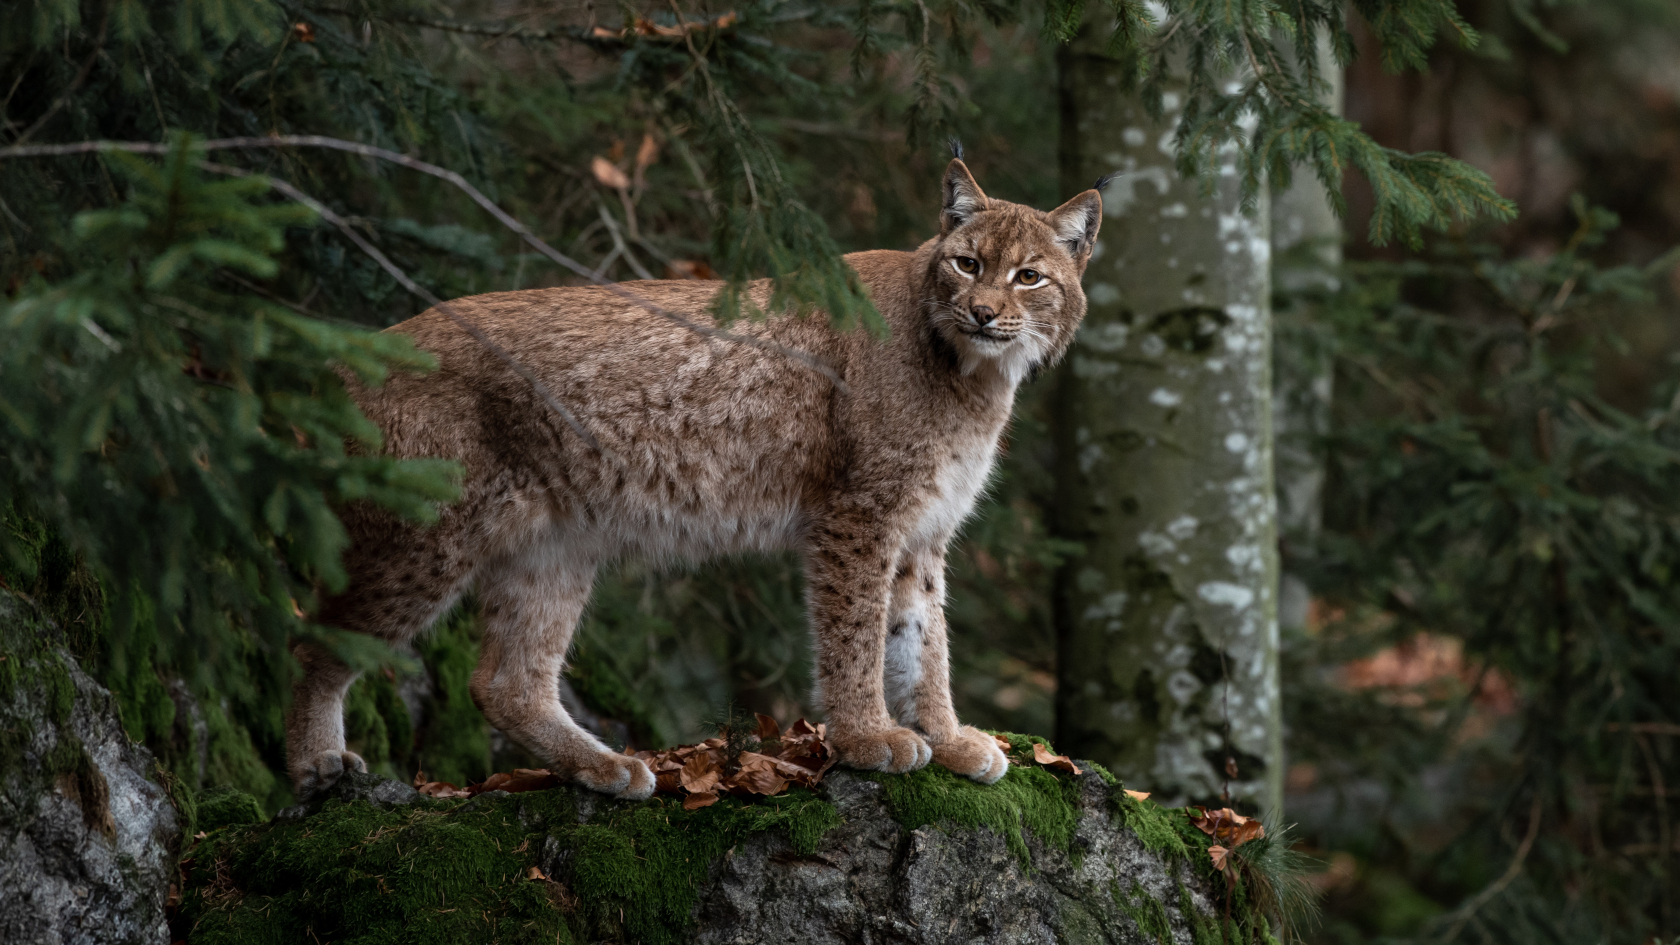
[948,137,965,161]
[1092,173,1116,192]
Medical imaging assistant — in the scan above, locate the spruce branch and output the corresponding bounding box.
[0,135,850,390]
[196,160,606,455]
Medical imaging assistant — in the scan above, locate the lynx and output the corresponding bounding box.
[286,158,1104,799]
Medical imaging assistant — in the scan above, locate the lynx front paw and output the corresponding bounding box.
[931,726,1008,784]
[292,750,368,798]
[573,752,656,801]
[832,725,932,774]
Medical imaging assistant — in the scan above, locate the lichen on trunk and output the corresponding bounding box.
[1052,29,1284,813]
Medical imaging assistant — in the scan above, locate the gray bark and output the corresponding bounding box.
[1271,34,1344,634]
[1052,34,1283,813]
[0,593,181,945]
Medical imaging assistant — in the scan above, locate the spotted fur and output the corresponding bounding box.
[285,160,1103,799]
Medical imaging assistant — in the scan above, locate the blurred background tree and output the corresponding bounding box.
[2,1,1677,942]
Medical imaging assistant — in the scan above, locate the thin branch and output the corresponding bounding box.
[11,5,109,146]
[1437,794,1543,942]
[199,161,604,454]
[0,134,849,390]
[312,6,598,46]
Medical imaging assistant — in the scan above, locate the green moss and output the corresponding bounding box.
[203,700,284,814]
[868,737,1083,865]
[1115,791,1192,862]
[413,609,491,786]
[554,789,841,944]
[182,793,572,945]
[1114,880,1173,944]
[198,785,264,832]
[344,668,414,779]
[180,783,843,945]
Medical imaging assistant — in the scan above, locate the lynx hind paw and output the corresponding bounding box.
[833,726,933,774]
[932,726,1008,785]
[574,752,656,801]
[293,750,368,798]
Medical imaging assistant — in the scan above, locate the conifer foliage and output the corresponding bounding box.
[1,0,1521,812]
[1,143,459,698]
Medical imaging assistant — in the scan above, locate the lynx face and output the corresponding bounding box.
[925,160,1103,384]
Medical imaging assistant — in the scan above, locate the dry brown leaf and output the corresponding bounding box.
[1124,789,1151,801]
[413,769,472,799]
[1032,742,1082,775]
[680,752,721,794]
[683,791,719,810]
[665,260,716,280]
[526,866,548,881]
[1186,807,1265,853]
[635,133,660,173]
[479,768,561,795]
[993,734,1014,754]
[1208,844,1231,871]
[590,156,630,190]
[727,752,791,796]
[292,21,315,43]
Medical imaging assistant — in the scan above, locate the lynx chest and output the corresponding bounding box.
[909,432,999,547]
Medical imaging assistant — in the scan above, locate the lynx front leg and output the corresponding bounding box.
[885,542,1008,784]
[808,510,934,774]
[471,548,653,800]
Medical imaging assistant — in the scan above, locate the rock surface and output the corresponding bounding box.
[687,770,1217,944]
[0,594,182,945]
[182,761,1246,944]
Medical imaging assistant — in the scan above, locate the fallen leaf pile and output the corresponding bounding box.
[1186,806,1266,871]
[414,724,1114,809]
[631,714,838,810]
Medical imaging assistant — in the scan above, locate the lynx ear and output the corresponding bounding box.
[1047,190,1103,262]
[941,159,989,235]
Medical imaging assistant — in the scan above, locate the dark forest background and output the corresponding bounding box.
[3,1,1679,942]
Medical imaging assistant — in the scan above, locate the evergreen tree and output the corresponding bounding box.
[1,0,1522,813]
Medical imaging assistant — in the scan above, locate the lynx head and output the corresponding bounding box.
[924,158,1103,385]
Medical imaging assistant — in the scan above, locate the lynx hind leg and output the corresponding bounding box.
[887,544,1007,785]
[288,515,475,798]
[470,549,653,800]
[285,643,370,797]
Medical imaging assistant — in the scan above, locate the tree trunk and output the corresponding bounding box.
[1052,32,1283,813]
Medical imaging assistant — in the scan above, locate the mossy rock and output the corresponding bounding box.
[0,592,181,945]
[178,752,1269,944]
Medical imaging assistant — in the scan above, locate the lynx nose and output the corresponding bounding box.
[970,304,997,326]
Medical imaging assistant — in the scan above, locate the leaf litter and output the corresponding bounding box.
[1186,806,1266,872]
[413,718,1226,840]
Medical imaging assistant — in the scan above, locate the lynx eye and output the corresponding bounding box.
[953,256,979,274]
[1016,269,1042,285]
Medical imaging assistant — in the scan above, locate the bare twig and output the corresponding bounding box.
[1606,722,1680,736]
[312,6,594,45]
[0,134,848,390]
[11,6,109,146]
[1437,795,1544,942]
[199,161,605,454]
[597,201,656,281]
